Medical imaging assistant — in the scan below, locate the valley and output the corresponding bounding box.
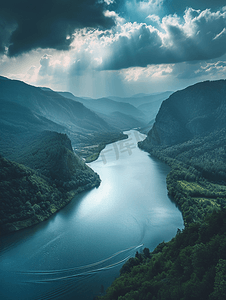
[1,77,226,300]
[99,80,226,300]
[0,76,169,233]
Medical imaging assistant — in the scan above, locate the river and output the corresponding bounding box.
[0,130,183,300]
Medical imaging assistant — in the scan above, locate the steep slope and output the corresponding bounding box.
[140,80,226,148]
[109,91,173,107]
[100,209,226,300]
[100,81,226,300]
[0,77,113,133]
[137,98,165,121]
[0,99,67,156]
[0,76,128,159]
[59,92,147,127]
[0,77,113,234]
[139,79,226,225]
[0,132,100,234]
[80,97,145,119]
[96,111,147,131]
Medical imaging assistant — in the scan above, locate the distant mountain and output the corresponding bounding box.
[140,80,226,148]
[98,111,147,131]
[0,76,119,233]
[59,91,147,127]
[130,93,149,98]
[0,99,66,158]
[58,91,81,101]
[137,98,165,123]
[108,91,173,107]
[0,77,113,134]
[139,79,226,227]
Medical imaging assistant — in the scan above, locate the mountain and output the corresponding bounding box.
[139,79,226,225]
[100,209,226,300]
[108,91,173,107]
[0,133,100,234]
[83,97,145,119]
[101,82,226,300]
[99,111,147,131]
[59,92,147,125]
[0,76,117,234]
[137,98,165,124]
[140,80,226,148]
[0,77,113,134]
[0,76,129,159]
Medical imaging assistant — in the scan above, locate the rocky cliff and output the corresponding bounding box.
[140,80,226,150]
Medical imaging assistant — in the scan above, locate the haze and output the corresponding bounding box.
[1,0,226,98]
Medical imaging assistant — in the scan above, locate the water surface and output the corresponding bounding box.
[0,130,183,300]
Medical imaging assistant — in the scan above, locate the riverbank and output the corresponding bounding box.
[138,132,226,226]
[75,132,128,163]
[0,132,128,235]
[99,208,226,300]
[0,129,183,300]
[1,179,100,235]
[0,153,101,235]
[98,133,226,300]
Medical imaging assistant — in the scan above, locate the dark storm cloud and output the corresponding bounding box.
[101,7,226,70]
[0,0,116,56]
[102,24,166,70]
[0,18,17,54]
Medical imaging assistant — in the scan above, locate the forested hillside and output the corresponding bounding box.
[0,77,113,134]
[143,80,226,147]
[139,81,226,225]
[99,209,226,300]
[99,80,226,299]
[0,132,100,235]
[0,77,118,234]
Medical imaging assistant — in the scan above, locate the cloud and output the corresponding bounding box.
[100,7,226,70]
[161,0,226,16]
[39,55,53,77]
[139,0,164,11]
[122,64,173,82]
[0,0,116,57]
[173,60,226,80]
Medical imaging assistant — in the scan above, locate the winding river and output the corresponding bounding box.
[0,130,183,300]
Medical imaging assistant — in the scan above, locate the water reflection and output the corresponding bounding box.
[0,130,183,300]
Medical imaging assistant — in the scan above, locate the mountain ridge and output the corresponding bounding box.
[0,76,114,134]
[140,80,226,148]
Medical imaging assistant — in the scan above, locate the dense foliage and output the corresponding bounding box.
[100,120,226,300]
[139,128,226,225]
[74,131,127,162]
[0,132,101,235]
[99,209,226,300]
[0,155,63,234]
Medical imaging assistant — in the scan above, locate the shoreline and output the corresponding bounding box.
[1,132,129,236]
[1,179,100,235]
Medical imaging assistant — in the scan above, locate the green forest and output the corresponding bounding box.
[98,128,226,300]
[74,131,127,163]
[143,128,226,226]
[99,209,226,300]
[0,131,101,235]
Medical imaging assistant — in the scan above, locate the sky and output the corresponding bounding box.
[1,0,226,98]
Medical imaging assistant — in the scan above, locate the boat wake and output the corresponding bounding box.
[14,244,143,300]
